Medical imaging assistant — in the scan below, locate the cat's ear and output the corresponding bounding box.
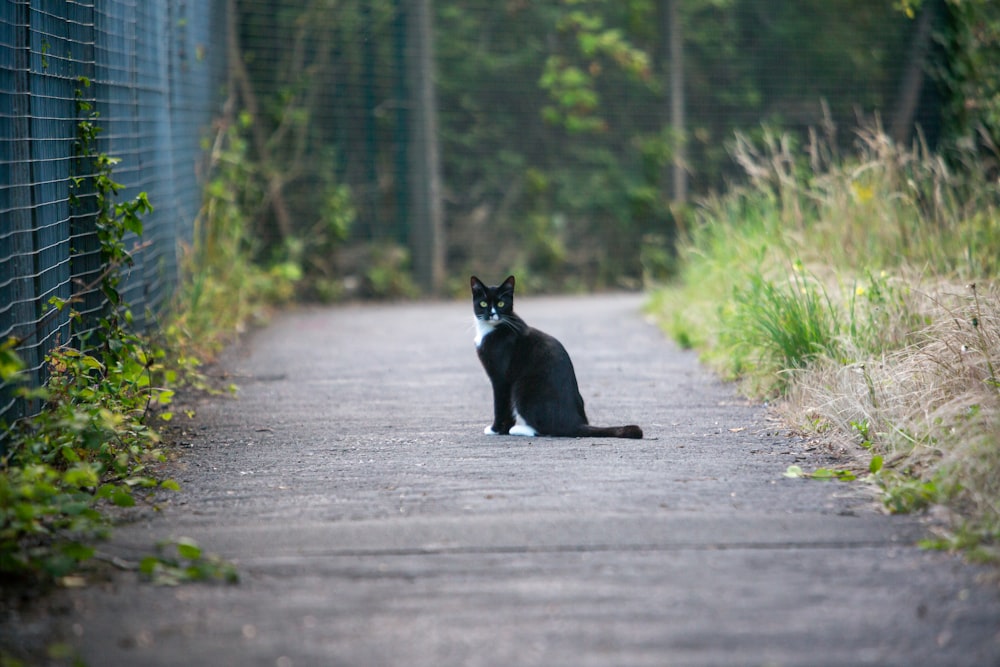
[470,276,484,292]
[501,275,515,291]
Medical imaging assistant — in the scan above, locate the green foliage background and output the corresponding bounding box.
[236,0,962,293]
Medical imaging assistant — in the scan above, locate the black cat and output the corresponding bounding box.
[471,275,643,439]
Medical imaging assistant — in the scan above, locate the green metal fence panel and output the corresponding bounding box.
[1,0,228,438]
[1,2,37,424]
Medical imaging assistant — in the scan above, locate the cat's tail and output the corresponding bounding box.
[576,424,643,439]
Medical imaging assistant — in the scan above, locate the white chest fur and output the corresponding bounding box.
[474,317,498,347]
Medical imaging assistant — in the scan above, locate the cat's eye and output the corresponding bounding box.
[479,301,488,308]
[497,301,505,308]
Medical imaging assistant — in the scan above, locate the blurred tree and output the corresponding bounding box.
[937,0,1000,169]
[889,0,942,145]
[437,0,671,287]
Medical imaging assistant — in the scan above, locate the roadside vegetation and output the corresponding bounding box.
[0,106,290,587]
[649,124,1000,560]
[4,0,996,589]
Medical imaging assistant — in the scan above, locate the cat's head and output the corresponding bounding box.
[470,275,515,323]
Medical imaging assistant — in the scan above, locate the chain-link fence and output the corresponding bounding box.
[235,1,938,298]
[1,0,228,428]
[2,0,941,429]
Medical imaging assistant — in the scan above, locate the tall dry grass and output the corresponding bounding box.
[652,124,1000,554]
[784,281,999,547]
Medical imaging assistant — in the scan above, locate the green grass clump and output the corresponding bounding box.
[723,265,840,394]
[170,119,301,364]
[650,126,1000,558]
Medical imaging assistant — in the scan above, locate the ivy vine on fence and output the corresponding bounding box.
[0,79,229,585]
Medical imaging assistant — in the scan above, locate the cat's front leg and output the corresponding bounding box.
[486,382,515,435]
[486,415,515,435]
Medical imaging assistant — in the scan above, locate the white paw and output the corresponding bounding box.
[484,425,499,435]
[509,424,537,437]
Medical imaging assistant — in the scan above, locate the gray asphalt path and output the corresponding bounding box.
[26,295,1000,665]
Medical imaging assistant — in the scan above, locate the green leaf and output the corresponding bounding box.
[64,464,100,489]
[783,465,804,478]
[139,556,160,576]
[0,339,26,380]
[175,537,202,561]
[918,538,950,551]
[811,468,857,481]
[42,553,80,578]
[160,479,181,492]
[111,487,135,507]
[869,455,884,474]
[124,476,157,488]
[80,355,105,372]
[222,565,240,584]
[14,502,38,522]
[60,541,96,563]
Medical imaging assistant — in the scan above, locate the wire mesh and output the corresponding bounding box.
[1,0,227,432]
[2,0,938,434]
[232,1,930,297]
